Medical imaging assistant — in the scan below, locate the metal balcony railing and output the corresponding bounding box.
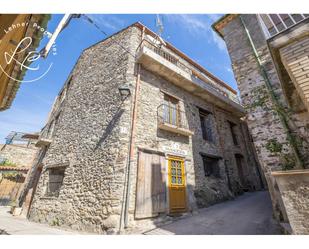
[137,39,240,104]
[157,104,190,131]
[257,14,309,39]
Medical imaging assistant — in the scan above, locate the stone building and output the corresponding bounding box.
[0,132,39,206]
[23,22,264,234]
[212,14,309,234]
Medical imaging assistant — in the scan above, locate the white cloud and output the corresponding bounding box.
[164,14,226,51]
[225,66,233,73]
[210,28,227,51]
[207,14,222,22]
[87,14,126,32]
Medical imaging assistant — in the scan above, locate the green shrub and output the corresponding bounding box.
[0,160,16,167]
[265,139,283,154]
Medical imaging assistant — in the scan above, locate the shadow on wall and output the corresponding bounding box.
[134,150,195,227]
[93,106,125,151]
[183,102,234,208]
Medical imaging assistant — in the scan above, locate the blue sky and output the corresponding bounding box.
[0,14,236,143]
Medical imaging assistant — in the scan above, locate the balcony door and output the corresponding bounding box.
[163,94,179,126]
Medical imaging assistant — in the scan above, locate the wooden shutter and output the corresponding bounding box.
[135,151,167,219]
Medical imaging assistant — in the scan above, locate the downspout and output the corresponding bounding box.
[123,27,145,230]
[239,15,304,169]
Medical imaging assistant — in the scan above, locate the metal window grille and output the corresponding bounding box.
[258,14,309,39]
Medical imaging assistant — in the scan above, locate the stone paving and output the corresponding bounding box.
[0,191,281,235]
[144,191,282,235]
[0,207,86,235]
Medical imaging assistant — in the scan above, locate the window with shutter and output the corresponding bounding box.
[46,168,65,197]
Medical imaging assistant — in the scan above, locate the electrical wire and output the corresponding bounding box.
[81,14,136,58]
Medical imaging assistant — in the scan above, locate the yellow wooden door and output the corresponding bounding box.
[168,157,187,213]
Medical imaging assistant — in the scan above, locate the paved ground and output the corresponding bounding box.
[0,207,83,235]
[0,191,281,235]
[144,191,282,235]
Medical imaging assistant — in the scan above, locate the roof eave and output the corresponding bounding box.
[0,14,51,111]
[211,14,239,39]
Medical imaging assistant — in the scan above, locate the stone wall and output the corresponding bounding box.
[28,24,263,234]
[219,14,309,222]
[28,27,137,234]
[273,170,309,234]
[280,36,309,111]
[127,41,263,229]
[0,144,38,168]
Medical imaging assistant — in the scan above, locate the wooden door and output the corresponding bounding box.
[135,151,167,219]
[168,157,187,213]
[0,175,25,206]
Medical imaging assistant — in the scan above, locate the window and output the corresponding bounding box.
[199,109,214,142]
[201,155,220,178]
[163,93,180,126]
[228,121,239,146]
[259,14,308,38]
[169,158,185,186]
[46,168,65,197]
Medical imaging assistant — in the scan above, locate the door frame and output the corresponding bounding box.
[167,155,187,213]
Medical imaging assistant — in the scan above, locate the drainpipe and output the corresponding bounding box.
[239,15,304,169]
[123,27,145,230]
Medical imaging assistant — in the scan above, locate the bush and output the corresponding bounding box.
[0,160,16,167]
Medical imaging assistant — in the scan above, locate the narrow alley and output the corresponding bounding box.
[144,191,282,235]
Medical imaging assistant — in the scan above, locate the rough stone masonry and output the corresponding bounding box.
[25,22,264,234]
[212,14,309,232]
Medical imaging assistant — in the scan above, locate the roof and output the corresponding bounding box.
[5,131,38,144]
[0,14,51,111]
[21,133,40,140]
[84,21,237,95]
[211,14,239,39]
[0,166,28,171]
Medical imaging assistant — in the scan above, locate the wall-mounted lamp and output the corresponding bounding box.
[118,84,131,100]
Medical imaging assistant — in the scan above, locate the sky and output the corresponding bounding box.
[0,14,237,143]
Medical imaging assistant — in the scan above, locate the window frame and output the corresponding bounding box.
[45,167,65,197]
[163,93,180,126]
[168,156,185,186]
[228,121,239,146]
[201,154,221,178]
[199,108,214,142]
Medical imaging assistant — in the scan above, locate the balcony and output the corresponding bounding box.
[257,14,309,39]
[257,14,309,112]
[157,104,194,136]
[136,39,245,117]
